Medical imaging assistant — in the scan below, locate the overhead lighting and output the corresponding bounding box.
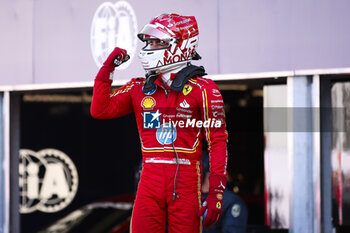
[252,90,263,97]
[22,94,92,103]
[217,84,248,91]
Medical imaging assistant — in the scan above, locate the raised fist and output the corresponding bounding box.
[103,47,129,68]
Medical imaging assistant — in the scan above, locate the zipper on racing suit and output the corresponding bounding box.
[159,79,180,200]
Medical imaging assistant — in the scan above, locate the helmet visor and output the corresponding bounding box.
[137,24,176,42]
[142,39,170,51]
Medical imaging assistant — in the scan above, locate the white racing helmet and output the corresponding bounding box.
[138,13,200,73]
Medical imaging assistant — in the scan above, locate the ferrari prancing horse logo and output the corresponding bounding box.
[182,85,192,96]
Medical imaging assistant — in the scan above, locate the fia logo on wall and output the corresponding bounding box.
[19,149,79,214]
[91,1,138,69]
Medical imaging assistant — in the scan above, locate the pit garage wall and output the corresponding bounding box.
[0,93,6,233]
[264,76,326,233]
[263,78,350,232]
[263,85,289,229]
[1,0,350,86]
[331,83,350,226]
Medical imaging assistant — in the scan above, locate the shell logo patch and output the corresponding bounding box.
[141,97,156,110]
[216,201,222,209]
[182,85,193,96]
[216,193,223,200]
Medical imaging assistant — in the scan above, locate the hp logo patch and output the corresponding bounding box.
[143,110,161,129]
[156,123,177,145]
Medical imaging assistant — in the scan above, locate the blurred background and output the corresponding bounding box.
[1,0,350,233]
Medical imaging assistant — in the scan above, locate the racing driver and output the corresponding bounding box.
[91,13,228,233]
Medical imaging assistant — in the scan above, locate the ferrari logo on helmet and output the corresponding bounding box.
[182,85,192,96]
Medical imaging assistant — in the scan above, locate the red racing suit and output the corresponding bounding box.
[91,72,228,233]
